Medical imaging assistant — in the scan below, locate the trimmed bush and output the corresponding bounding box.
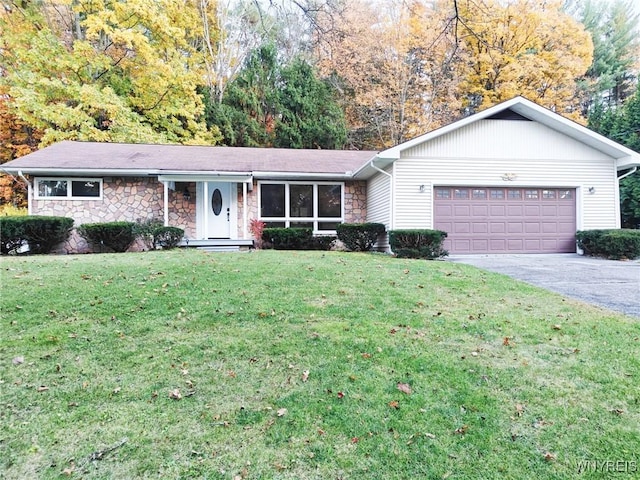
[134,218,164,250]
[309,235,337,251]
[0,215,73,255]
[262,227,313,250]
[153,226,184,250]
[576,229,640,260]
[78,221,136,253]
[389,229,448,260]
[336,222,386,252]
[0,216,25,255]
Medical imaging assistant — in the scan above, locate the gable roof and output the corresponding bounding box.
[2,141,378,180]
[354,96,640,178]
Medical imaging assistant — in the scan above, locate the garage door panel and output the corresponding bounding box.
[473,222,488,233]
[490,222,506,233]
[472,205,489,216]
[434,187,576,254]
[490,205,506,216]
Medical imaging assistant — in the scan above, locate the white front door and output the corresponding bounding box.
[206,182,231,238]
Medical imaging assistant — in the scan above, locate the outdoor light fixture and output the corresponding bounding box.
[183,186,191,201]
[419,184,426,192]
[588,186,596,194]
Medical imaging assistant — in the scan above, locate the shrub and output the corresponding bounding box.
[262,228,313,250]
[0,215,73,255]
[576,229,640,260]
[389,229,448,260]
[309,235,337,251]
[249,219,266,249]
[336,223,386,252]
[78,221,136,253]
[153,226,184,250]
[134,218,164,250]
[0,216,26,254]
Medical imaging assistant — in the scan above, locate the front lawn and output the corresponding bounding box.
[1,250,638,479]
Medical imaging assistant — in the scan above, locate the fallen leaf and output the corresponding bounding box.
[113,387,121,394]
[301,370,309,382]
[361,353,372,359]
[351,437,359,443]
[37,385,49,392]
[425,433,436,439]
[610,408,624,415]
[228,371,236,378]
[277,408,287,417]
[503,337,511,346]
[397,383,412,395]
[454,425,468,435]
[169,389,182,400]
[515,403,525,417]
[12,356,24,365]
[337,391,345,399]
[543,451,557,462]
[388,400,400,409]
[62,467,74,476]
[317,428,326,435]
[552,324,562,330]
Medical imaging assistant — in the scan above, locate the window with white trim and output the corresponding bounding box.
[259,181,343,232]
[35,178,102,199]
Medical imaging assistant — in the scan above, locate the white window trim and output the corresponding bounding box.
[258,180,344,234]
[35,177,103,200]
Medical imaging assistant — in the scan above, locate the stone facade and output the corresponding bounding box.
[33,177,196,253]
[32,177,368,253]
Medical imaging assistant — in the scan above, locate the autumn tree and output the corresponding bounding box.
[456,0,593,120]
[314,0,462,149]
[0,0,221,146]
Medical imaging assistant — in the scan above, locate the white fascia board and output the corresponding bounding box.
[251,171,353,180]
[1,167,158,176]
[352,157,395,179]
[158,173,253,183]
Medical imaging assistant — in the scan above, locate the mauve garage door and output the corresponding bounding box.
[433,187,576,254]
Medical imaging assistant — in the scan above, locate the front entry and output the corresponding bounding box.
[206,182,231,238]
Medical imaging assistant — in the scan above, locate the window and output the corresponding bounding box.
[542,190,556,199]
[472,189,487,199]
[525,189,539,199]
[435,188,450,199]
[508,189,521,199]
[490,189,505,199]
[559,190,573,199]
[259,182,343,232]
[35,178,102,199]
[454,188,469,199]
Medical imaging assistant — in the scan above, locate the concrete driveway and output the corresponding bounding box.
[447,254,640,318]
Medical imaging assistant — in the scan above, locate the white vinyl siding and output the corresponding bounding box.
[366,167,393,250]
[394,119,619,231]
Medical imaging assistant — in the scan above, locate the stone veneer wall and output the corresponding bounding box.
[32,177,196,253]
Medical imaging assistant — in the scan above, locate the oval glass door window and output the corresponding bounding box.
[211,189,223,216]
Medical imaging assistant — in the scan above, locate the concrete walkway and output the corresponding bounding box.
[447,254,640,318]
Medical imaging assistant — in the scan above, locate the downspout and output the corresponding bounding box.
[18,171,32,215]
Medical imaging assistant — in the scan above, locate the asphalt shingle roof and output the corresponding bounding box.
[2,141,378,176]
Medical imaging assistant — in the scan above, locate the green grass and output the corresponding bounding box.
[1,250,638,479]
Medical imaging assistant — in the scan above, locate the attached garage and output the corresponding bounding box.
[356,97,640,254]
[433,187,576,253]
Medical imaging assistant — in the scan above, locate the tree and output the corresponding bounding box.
[566,0,639,113]
[0,0,221,146]
[589,82,640,228]
[314,0,462,149]
[456,0,593,121]
[204,44,347,149]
